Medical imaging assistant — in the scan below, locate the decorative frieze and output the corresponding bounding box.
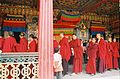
[0,53,39,79]
[1,5,38,16]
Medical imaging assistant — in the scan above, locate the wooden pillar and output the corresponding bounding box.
[38,0,53,79]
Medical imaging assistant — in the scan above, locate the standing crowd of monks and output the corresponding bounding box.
[0,31,38,53]
[54,33,120,76]
[0,31,119,76]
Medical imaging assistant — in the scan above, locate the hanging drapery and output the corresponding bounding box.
[60,11,80,22]
[91,26,106,32]
[54,22,75,28]
[3,21,26,27]
[90,26,106,35]
[55,11,80,26]
[3,15,26,32]
[54,11,80,36]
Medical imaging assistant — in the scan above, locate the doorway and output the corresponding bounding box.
[13,32,21,43]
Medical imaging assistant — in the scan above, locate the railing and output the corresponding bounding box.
[0,53,39,79]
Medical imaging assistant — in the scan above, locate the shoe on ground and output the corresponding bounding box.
[71,73,77,76]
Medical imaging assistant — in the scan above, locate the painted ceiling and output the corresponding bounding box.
[53,0,119,15]
[0,0,119,15]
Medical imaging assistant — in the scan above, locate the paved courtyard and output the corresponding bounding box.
[63,65,120,79]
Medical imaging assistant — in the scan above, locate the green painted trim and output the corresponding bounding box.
[62,14,80,18]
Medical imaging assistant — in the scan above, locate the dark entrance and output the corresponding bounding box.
[13,32,21,43]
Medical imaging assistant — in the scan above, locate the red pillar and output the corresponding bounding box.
[38,0,53,79]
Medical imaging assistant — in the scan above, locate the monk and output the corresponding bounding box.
[112,38,119,69]
[28,34,37,52]
[53,37,59,49]
[70,34,83,75]
[59,32,71,75]
[86,38,98,75]
[96,33,107,73]
[0,35,4,51]
[34,36,38,52]
[106,38,113,70]
[87,38,92,47]
[2,32,17,52]
[16,33,28,52]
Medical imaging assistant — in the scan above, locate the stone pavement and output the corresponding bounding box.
[63,65,120,79]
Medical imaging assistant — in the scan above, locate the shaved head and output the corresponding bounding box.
[92,38,96,43]
[113,38,116,42]
[108,38,112,42]
[60,32,64,38]
[96,33,101,39]
[72,34,77,40]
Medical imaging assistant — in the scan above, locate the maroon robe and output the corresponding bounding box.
[0,37,4,50]
[28,40,37,52]
[53,40,59,49]
[106,42,113,69]
[36,43,38,52]
[59,37,71,62]
[97,38,107,73]
[86,42,98,74]
[70,38,83,73]
[98,39,107,59]
[3,36,17,52]
[88,41,93,47]
[16,37,28,52]
[112,42,119,57]
[112,42,119,69]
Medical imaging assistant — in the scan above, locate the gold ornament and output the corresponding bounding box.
[10,8,13,14]
[26,8,29,15]
[18,8,22,15]
[29,9,33,15]
[14,8,17,15]
[5,8,9,14]
[22,9,25,15]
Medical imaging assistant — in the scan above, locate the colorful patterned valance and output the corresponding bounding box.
[3,26,26,32]
[91,26,106,31]
[3,15,26,32]
[54,24,75,28]
[3,20,26,27]
[54,11,80,28]
[90,26,106,35]
[60,11,80,22]
[58,20,78,25]
[61,11,80,18]
[61,16,80,22]
[91,26,106,28]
